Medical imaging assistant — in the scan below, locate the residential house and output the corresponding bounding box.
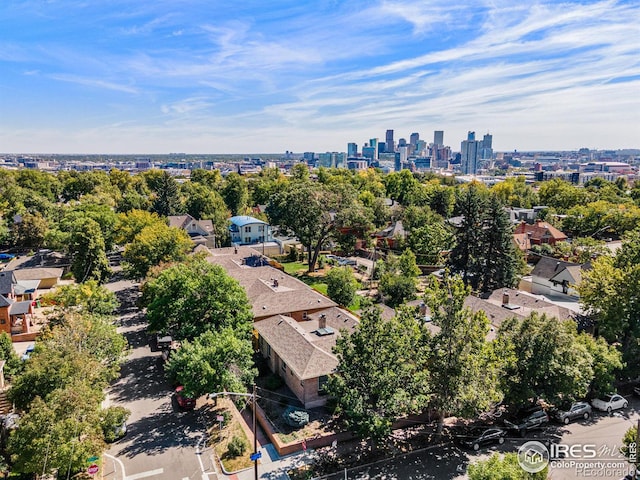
[530,256,590,298]
[206,246,350,407]
[255,307,359,408]
[513,233,532,253]
[411,286,578,340]
[514,220,567,246]
[13,267,63,290]
[229,216,272,246]
[0,295,35,339]
[372,220,406,250]
[168,214,215,248]
[206,246,336,321]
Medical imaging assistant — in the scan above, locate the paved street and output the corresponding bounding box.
[315,396,639,480]
[103,274,218,480]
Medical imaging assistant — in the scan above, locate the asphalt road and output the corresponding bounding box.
[103,273,218,480]
[321,396,640,480]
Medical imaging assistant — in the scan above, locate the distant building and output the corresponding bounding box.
[347,143,358,157]
[385,130,395,153]
[362,146,376,160]
[303,152,315,166]
[168,214,215,248]
[434,130,444,147]
[229,216,272,245]
[409,132,420,149]
[481,133,493,160]
[461,131,481,174]
[369,138,379,161]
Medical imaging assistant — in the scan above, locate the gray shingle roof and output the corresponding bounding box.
[13,268,63,281]
[255,313,348,380]
[207,248,337,318]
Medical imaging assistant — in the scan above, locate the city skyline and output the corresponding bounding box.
[1,0,639,154]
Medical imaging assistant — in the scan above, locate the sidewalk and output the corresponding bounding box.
[225,447,316,480]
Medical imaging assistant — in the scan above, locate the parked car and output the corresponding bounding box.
[504,409,549,436]
[175,386,196,410]
[459,427,506,451]
[156,332,173,351]
[554,402,592,424]
[591,394,628,413]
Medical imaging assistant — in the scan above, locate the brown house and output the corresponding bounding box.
[0,295,35,338]
[206,247,336,321]
[255,307,359,408]
[514,220,567,246]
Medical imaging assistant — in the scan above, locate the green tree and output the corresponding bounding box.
[69,218,111,283]
[165,328,256,398]
[9,313,127,410]
[122,223,192,279]
[407,222,452,265]
[141,256,253,340]
[538,178,591,213]
[448,184,487,288]
[114,209,164,246]
[0,331,22,378]
[580,230,640,376]
[182,182,230,246]
[620,425,638,462]
[8,380,105,477]
[11,212,48,249]
[497,313,593,406]
[327,304,430,440]
[326,267,358,307]
[468,452,548,480]
[150,170,180,217]
[43,280,119,316]
[222,172,249,215]
[479,194,520,292]
[424,274,503,431]
[267,182,338,273]
[378,250,421,307]
[576,332,623,397]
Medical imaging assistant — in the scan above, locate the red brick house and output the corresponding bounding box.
[513,220,567,246]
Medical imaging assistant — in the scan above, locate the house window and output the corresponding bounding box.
[281,361,287,372]
[266,343,271,357]
[258,226,264,232]
[318,375,329,395]
[245,226,252,233]
[245,237,251,243]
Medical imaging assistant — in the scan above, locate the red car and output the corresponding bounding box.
[175,386,196,410]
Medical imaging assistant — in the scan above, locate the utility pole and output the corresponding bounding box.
[253,384,258,480]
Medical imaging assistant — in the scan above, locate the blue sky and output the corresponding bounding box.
[1,0,639,154]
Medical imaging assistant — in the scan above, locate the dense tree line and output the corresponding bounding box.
[328,273,623,440]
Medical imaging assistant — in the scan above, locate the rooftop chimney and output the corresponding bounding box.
[319,314,327,330]
[502,291,510,306]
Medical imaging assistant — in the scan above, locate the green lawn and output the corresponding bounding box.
[281,261,308,275]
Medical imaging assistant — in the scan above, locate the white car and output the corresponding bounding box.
[591,394,628,413]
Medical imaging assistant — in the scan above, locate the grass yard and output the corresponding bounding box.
[210,399,253,472]
[282,261,308,275]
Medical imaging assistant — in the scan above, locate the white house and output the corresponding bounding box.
[229,216,272,245]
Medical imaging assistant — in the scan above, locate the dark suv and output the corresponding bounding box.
[504,409,549,436]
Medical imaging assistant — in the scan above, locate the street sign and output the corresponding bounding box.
[87,464,99,475]
[250,451,262,461]
[216,415,224,422]
[87,456,99,463]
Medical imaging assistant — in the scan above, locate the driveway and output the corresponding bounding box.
[103,273,218,480]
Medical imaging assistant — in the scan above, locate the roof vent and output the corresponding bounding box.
[316,327,335,337]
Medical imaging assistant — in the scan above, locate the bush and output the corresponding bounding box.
[264,374,284,391]
[227,435,248,457]
[326,267,357,307]
[283,407,310,428]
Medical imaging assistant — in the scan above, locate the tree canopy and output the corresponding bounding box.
[141,256,253,340]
